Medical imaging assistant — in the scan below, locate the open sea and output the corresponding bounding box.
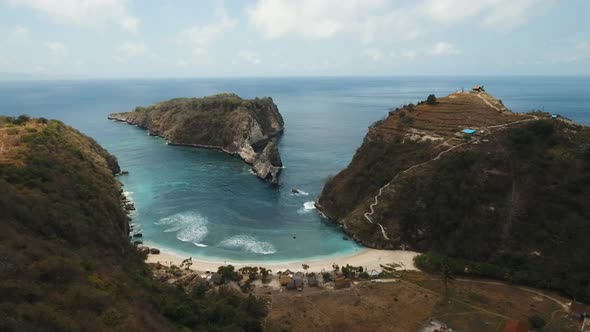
[1,76,588,262]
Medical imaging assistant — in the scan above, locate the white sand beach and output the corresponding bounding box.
[146,248,420,273]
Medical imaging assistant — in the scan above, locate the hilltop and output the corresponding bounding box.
[0,116,266,330]
[109,93,285,184]
[317,91,590,301]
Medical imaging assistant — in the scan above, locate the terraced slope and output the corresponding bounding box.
[317,91,590,301]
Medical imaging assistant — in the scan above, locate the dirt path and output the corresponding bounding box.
[400,279,512,320]
[363,115,540,241]
[455,278,568,310]
[476,92,502,112]
[363,142,471,240]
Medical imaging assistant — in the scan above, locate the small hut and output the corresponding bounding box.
[279,275,292,286]
[462,128,477,136]
[287,275,304,290]
[334,274,351,289]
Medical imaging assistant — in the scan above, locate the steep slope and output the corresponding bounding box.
[109,93,285,184]
[0,116,266,331]
[317,91,590,300]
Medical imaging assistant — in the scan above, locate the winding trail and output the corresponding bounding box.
[476,92,502,112]
[363,111,540,241]
[455,278,568,310]
[363,141,471,240]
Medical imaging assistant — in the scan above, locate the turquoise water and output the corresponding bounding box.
[1,77,589,261]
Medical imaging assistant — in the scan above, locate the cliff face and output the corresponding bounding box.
[108,93,284,184]
[317,92,590,300]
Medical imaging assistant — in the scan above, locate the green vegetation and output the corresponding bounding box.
[320,100,590,302]
[426,94,437,105]
[410,121,590,301]
[0,118,266,331]
[109,94,283,150]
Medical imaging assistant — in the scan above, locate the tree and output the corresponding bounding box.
[180,257,193,271]
[218,265,240,282]
[302,264,309,275]
[426,94,437,105]
[440,256,455,299]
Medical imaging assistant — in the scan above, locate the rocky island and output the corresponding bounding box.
[317,90,590,301]
[108,93,285,184]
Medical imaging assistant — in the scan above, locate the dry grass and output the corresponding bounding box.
[262,271,580,332]
[0,121,45,166]
[382,92,533,139]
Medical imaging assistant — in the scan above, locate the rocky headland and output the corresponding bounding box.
[108,93,285,184]
[316,90,590,301]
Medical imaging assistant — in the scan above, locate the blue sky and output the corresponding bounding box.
[1,0,589,78]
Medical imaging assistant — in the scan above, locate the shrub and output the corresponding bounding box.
[13,114,31,125]
[528,314,546,329]
[426,94,437,105]
[218,265,241,282]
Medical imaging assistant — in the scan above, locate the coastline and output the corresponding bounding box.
[146,247,420,273]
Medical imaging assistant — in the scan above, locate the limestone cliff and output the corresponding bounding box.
[108,93,284,184]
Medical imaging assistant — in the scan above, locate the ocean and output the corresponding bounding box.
[1,76,588,262]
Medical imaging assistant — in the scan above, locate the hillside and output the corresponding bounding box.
[0,116,266,331]
[109,93,285,184]
[317,91,590,301]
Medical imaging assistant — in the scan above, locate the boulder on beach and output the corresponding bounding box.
[137,246,150,255]
[133,233,143,238]
[150,248,160,254]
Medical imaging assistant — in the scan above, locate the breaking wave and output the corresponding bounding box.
[218,235,276,255]
[156,212,208,247]
[298,201,317,214]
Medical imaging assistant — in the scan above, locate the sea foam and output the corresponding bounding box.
[156,212,208,247]
[219,235,276,255]
[298,201,316,214]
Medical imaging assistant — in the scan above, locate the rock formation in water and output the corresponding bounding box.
[108,93,285,184]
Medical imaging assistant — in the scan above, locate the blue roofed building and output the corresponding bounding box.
[462,129,477,135]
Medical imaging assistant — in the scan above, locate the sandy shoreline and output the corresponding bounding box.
[146,248,420,273]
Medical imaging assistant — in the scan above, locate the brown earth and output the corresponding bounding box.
[261,271,579,332]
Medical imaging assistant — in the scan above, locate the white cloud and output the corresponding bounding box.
[114,42,148,62]
[399,50,417,61]
[421,0,554,29]
[178,5,236,47]
[248,0,554,42]
[9,25,30,42]
[7,0,140,32]
[177,4,236,66]
[363,48,384,61]
[237,50,261,64]
[45,41,69,58]
[121,16,140,33]
[248,0,387,40]
[429,41,460,56]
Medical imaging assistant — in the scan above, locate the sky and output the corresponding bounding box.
[0,0,589,78]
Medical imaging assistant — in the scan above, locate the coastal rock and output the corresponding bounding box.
[138,246,150,255]
[251,138,282,184]
[108,93,285,184]
[150,248,160,254]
